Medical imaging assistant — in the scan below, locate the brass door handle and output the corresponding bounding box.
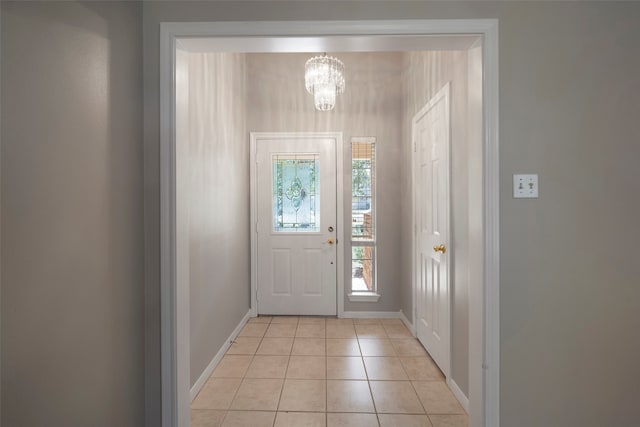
[325,238,335,245]
[433,244,446,254]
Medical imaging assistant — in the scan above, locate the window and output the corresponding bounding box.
[272,154,320,232]
[350,138,378,300]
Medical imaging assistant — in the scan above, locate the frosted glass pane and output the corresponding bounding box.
[273,154,320,232]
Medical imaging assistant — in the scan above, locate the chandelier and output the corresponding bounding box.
[304,54,345,111]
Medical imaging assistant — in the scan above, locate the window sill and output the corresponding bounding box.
[348,292,381,302]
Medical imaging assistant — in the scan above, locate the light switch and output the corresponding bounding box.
[513,174,538,198]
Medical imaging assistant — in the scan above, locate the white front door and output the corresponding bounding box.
[414,84,451,376]
[254,133,338,315]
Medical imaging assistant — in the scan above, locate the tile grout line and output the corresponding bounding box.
[325,334,328,417]
[273,319,297,415]
[258,316,278,427]
[269,324,276,427]
[358,335,382,423]
[205,319,271,426]
[409,378,429,418]
[230,318,275,420]
[324,328,329,425]
[225,319,269,417]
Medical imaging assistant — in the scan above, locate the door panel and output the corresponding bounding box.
[271,249,292,295]
[414,83,451,376]
[302,248,323,295]
[256,136,338,315]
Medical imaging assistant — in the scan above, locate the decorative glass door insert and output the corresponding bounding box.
[272,154,320,232]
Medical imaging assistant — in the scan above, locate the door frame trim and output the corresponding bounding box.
[249,132,345,318]
[159,19,499,427]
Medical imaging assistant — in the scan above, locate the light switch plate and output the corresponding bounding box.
[513,174,539,198]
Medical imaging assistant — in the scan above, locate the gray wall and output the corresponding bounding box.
[179,52,250,387]
[495,4,640,425]
[143,1,640,426]
[1,2,144,426]
[246,52,403,313]
[401,50,474,396]
[4,1,636,426]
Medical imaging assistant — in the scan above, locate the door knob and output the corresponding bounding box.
[325,238,335,245]
[433,244,446,254]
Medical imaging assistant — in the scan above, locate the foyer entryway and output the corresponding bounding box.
[191,316,467,427]
[163,20,499,427]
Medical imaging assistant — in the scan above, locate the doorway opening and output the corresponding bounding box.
[160,20,499,427]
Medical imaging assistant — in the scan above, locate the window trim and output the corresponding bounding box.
[348,292,381,302]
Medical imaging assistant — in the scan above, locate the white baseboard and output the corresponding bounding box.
[447,377,470,413]
[341,311,401,319]
[190,310,251,401]
[399,309,415,336]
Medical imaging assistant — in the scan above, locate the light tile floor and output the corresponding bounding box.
[191,317,468,427]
